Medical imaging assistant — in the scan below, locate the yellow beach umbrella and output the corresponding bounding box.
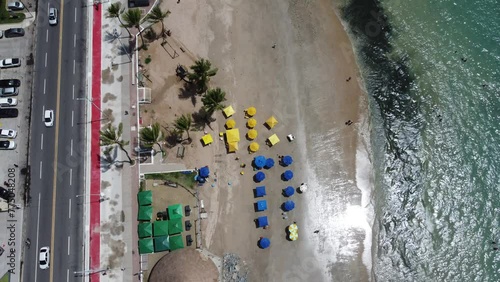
[226,128,240,143]
[247,129,258,140]
[246,107,257,117]
[265,116,278,129]
[267,134,280,146]
[201,134,213,146]
[289,231,298,241]
[249,142,259,152]
[247,118,257,128]
[228,142,239,152]
[288,224,298,233]
[225,119,236,129]
[223,105,235,118]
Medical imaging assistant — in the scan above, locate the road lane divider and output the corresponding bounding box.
[70,168,73,186]
[67,236,70,255]
[39,161,42,179]
[73,34,76,48]
[69,199,71,219]
[46,30,48,43]
[70,139,73,156]
[44,79,46,94]
[44,53,47,67]
[41,133,43,150]
[34,193,41,282]
[71,110,74,127]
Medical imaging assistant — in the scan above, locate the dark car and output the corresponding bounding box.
[0,187,14,201]
[0,109,18,118]
[4,28,25,38]
[0,79,20,88]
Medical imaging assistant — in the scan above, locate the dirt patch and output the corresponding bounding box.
[103,92,117,103]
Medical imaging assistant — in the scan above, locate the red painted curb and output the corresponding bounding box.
[90,4,102,281]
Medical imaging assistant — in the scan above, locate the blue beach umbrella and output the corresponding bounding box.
[257,216,269,227]
[283,200,295,211]
[283,186,295,197]
[259,237,271,249]
[282,170,294,181]
[264,158,275,169]
[256,200,268,211]
[254,156,266,169]
[282,155,293,166]
[254,171,266,182]
[255,186,266,197]
[199,166,210,178]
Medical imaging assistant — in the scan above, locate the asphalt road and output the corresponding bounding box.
[23,1,87,281]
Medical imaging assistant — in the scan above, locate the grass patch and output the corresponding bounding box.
[145,171,197,189]
[0,1,25,24]
[0,272,9,282]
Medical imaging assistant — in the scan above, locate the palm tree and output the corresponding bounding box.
[106,2,132,38]
[140,122,164,154]
[202,87,227,118]
[146,6,171,37]
[173,114,192,141]
[187,59,218,93]
[100,122,134,164]
[122,8,145,47]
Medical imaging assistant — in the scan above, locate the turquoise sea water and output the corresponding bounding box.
[341,0,500,280]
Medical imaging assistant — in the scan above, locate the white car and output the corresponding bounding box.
[44,110,54,127]
[48,8,58,25]
[0,140,16,150]
[0,98,17,107]
[39,247,50,270]
[0,58,21,68]
[7,2,24,11]
[0,129,17,138]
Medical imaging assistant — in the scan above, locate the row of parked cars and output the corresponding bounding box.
[0,78,20,150]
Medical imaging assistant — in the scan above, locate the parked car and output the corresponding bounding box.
[0,58,21,68]
[7,2,24,11]
[44,110,54,127]
[39,247,50,269]
[0,79,20,87]
[0,187,14,201]
[0,109,18,118]
[0,129,17,138]
[48,8,58,25]
[0,31,3,39]
[0,98,17,107]
[4,28,24,38]
[0,87,18,96]
[0,140,16,149]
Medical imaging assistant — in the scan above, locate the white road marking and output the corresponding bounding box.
[74,7,77,23]
[66,269,69,282]
[44,53,47,67]
[69,168,73,186]
[46,29,48,42]
[43,79,46,94]
[73,34,76,47]
[41,133,44,150]
[34,193,41,282]
[72,85,75,100]
[39,161,43,179]
[67,236,71,255]
[73,60,75,74]
[70,139,73,156]
[71,111,74,127]
[69,198,72,218]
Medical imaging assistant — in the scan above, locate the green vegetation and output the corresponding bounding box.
[0,1,25,24]
[100,122,134,164]
[145,55,152,64]
[173,114,192,141]
[145,171,197,189]
[0,272,9,282]
[188,59,218,94]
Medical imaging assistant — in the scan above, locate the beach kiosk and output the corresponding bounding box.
[223,105,236,118]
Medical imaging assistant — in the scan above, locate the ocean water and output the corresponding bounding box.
[339,0,500,281]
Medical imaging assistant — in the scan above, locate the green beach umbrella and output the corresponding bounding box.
[138,238,154,254]
[153,220,169,237]
[138,206,153,221]
[168,217,183,235]
[138,222,152,238]
[167,204,183,220]
[154,236,170,252]
[137,190,153,206]
[169,235,184,251]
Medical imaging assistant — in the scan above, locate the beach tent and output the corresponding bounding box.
[226,129,241,143]
[225,119,236,129]
[247,118,257,128]
[254,156,266,168]
[283,200,295,211]
[154,236,170,252]
[138,238,154,254]
[259,237,270,249]
[255,186,266,197]
[228,142,239,152]
[256,200,268,211]
[223,105,235,118]
[282,170,294,181]
[137,190,152,206]
[257,216,269,228]
[246,107,257,117]
[168,217,183,235]
[201,134,213,146]
[284,186,295,197]
[138,206,153,221]
[268,134,280,146]
[282,155,293,166]
[264,158,275,169]
[167,204,183,220]
[138,222,152,238]
[254,171,266,182]
[249,142,260,152]
[153,221,169,237]
[199,166,210,178]
[265,116,278,129]
[247,129,258,140]
[169,235,185,251]
[298,183,308,193]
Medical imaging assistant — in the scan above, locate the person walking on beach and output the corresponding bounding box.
[314,230,320,234]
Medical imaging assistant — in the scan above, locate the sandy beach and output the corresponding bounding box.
[142,0,372,281]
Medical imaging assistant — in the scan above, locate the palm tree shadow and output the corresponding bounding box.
[100,146,119,172]
[192,109,214,131]
[178,83,198,106]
